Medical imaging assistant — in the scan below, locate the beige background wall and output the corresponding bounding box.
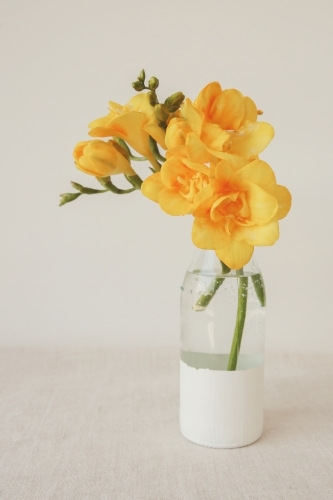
[1,0,332,351]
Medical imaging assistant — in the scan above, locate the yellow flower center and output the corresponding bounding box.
[211,190,252,234]
[177,172,208,202]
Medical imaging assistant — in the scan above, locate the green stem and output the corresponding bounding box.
[96,176,136,194]
[130,155,148,162]
[59,182,108,206]
[193,261,231,311]
[125,174,143,189]
[193,277,225,311]
[113,138,147,162]
[227,269,248,371]
[251,274,265,307]
[149,136,166,164]
[71,182,107,194]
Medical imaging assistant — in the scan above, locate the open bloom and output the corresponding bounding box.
[141,156,211,215]
[73,139,135,177]
[165,82,274,165]
[192,159,291,269]
[88,94,167,170]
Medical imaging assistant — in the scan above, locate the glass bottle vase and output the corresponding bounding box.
[180,249,266,448]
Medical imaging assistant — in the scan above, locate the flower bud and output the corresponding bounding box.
[164,92,185,112]
[138,69,145,83]
[73,140,135,177]
[148,91,158,106]
[59,192,81,206]
[148,77,159,90]
[132,81,145,92]
[154,104,169,123]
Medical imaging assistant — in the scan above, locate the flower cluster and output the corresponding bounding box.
[142,82,291,268]
[62,72,291,270]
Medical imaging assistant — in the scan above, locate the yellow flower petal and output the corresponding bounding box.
[246,182,278,224]
[108,101,123,113]
[88,114,113,131]
[205,148,249,168]
[216,240,254,270]
[181,99,204,137]
[210,89,245,130]
[234,218,279,246]
[201,123,229,151]
[88,125,114,138]
[240,96,257,126]
[141,172,164,203]
[185,132,211,163]
[214,159,238,181]
[73,141,87,158]
[194,81,222,118]
[158,188,192,215]
[192,217,230,250]
[181,158,210,176]
[210,194,239,222]
[230,122,275,158]
[238,160,277,195]
[126,93,155,118]
[143,122,166,150]
[165,118,192,149]
[193,184,215,212]
[74,140,135,177]
[89,111,159,170]
[165,146,187,159]
[275,185,292,220]
[160,156,188,189]
[193,191,219,218]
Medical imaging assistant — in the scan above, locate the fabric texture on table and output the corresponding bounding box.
[0,347,332,500]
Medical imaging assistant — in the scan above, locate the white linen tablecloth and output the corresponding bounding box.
[0,347,332,499]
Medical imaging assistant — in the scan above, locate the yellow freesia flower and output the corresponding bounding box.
[88,94,166,170]
[141,156,211,215]
[191,159,291,269]
[165,82,274,164]
[73,139,135,177]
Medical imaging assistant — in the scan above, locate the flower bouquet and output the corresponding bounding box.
[61,70,291,447]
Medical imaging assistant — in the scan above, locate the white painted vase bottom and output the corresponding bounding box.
[180,360,264,448]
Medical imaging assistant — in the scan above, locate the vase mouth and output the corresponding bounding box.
[187,249,261,277]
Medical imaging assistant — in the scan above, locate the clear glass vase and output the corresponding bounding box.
[180,249,266,448]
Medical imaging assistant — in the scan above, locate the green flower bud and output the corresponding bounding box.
[138,69,146,83]
[59,192,81,206]
[148,76,159,90]
[154,104,169,123]
[148,91,158,106]
[132,81,145,92]
[165,92,185,111]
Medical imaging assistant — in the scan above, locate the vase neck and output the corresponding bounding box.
[187,249,262,276]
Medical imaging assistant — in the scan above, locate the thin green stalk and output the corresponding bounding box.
[125,174,143,189]
[96,176,136,194]
[149,136,166,163]
[227,269,248,371]
[70,182,108,194]
[193,277,225,311]
[251,274,265,307]
[59,182,108,206]
[193,261,230,311]
[114,138,147,162]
